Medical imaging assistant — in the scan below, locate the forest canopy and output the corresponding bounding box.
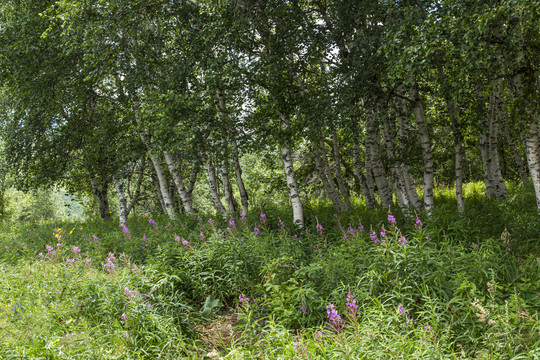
[0,0,539,224]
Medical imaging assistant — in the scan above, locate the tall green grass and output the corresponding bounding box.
[0,183,538,358]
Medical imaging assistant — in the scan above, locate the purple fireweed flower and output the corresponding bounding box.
[149,219,156,226]
[316,223,323,233]
[380,230,386,238]
[143,234,147,241]
[240,213,246,221]
[57,243,62,248]
[66,258,75,264]
[254,227,260,235]
[104,260,115,272]
[92,235,98,241]
[388,214,396,225]
[346,293,358,316]
[326,304,342,329]
[122,225,130,235]
[348,227,355,233]
[260,212,267,222]
[398,304,405,315]
[300,305,307,314]
[174,235,180,243]
[358,225,364,231]
[238,294,249,303]
[199,232,205,241]
[181,238,190,246]
[208,218,214,225]
[278,218,285,228]
[46,245,54,254]
[415,216,423,229]
[197,216,202,222]
[229,220,236,228]
[370,230,379,244]
[398,236,407,245]
[72,246,81,255]
[38,252,44,257]
[84,258,91,265]
[121,313,128,320]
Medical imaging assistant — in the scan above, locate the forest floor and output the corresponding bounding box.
[0,183,539,359]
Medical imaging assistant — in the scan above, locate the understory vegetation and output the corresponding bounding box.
[1,184,539,359]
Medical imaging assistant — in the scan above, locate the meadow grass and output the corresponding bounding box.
[0,183,539,359]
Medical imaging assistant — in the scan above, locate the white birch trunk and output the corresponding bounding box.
[522,121,540,211]
[113,176,128,226]
[149,154,177,220]
[149,159,168,215]
[219,142,238,216]
[410,86,435,212]
[381,111,411,210]
[279,111,304,229]
[231,139,249,216]
[313,140,346,212]
[163,151,195,215]
[514,74,540,211]
[203,152,228,219]
[437,64,465,212]
[489,88,507,200]
[395,100,423,210]
[366,110,393,208]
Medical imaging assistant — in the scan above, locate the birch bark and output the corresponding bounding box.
[395,100,423,210]
[163,151,195,215]
[279,111,304,229]
[202,151,228,219]
[113,176,128,226]
[313,140,346,212]
[231,139,249,216]
[366,110,393,208]
[410,86,435,212]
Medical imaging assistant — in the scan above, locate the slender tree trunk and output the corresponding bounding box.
[202,151,228,219]
[396,99,423,210]
[437,64,465,212]
[514,74,540,211]
[352,125,377,208]
[113,176,128,226]
[231,139,249,216]
[279,111,304,229]
[149,154,177,219]
[163,151,195,215]
[219,141,238,215]
[366,110,393,208]
[410,85,435,212]
[489,85,507,199]
[449,101,466,213]
[149,159,168,215]
[521,121,540,211]
[313,140,346,212]
[186,154,200,203]
[89,172,110,221]
[331,131,352,210]
[381,110,411,211]
[132,95,176,219]
[126,159,145,216]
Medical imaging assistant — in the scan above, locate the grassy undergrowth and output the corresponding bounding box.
[0,183,539,359]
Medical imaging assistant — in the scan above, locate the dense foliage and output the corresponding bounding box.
[1,185,539,358]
